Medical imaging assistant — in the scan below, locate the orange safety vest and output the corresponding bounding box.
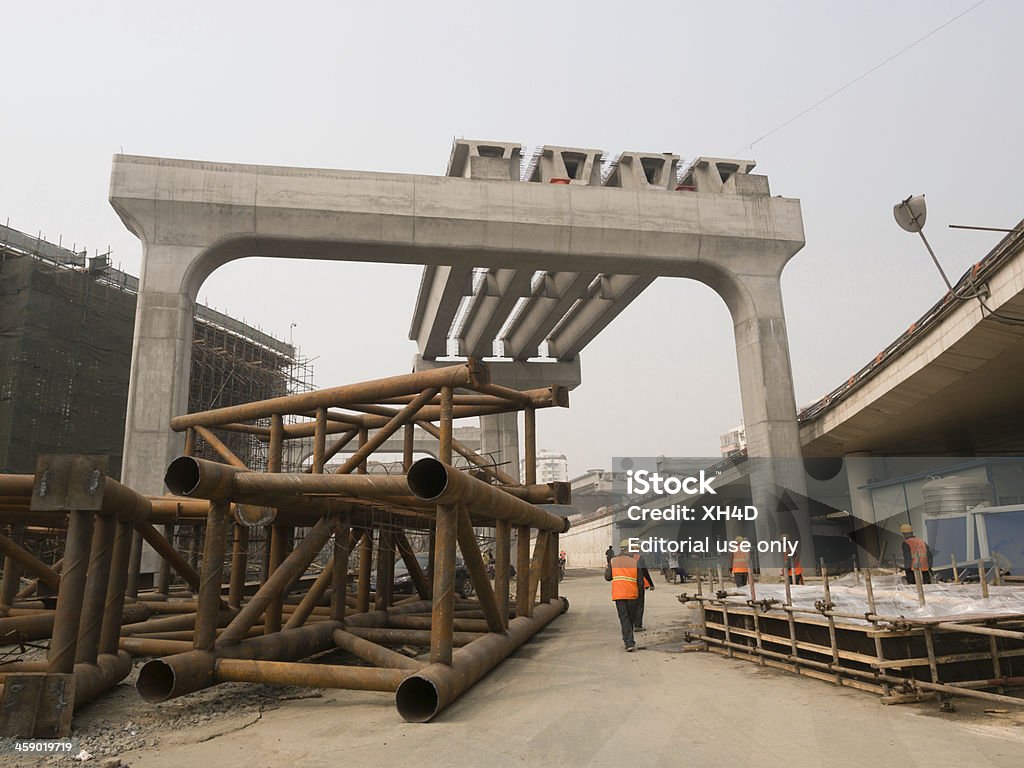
[731,549,750,574]
[787,557,803,576]
[610,555,639,600]
[905,537,930,571]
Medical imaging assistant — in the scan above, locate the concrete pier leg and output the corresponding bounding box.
[120,244,203,577]
[728,272,815,573]
[480,412,520,483]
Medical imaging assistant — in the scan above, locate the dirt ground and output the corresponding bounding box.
[4,570,1024,768]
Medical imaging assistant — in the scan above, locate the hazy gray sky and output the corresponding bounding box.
[3,1,1020,476]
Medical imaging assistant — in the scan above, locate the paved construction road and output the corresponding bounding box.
[81,570,1024,768]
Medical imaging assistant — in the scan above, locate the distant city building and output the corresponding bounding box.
[523,449,569,484]
[720,422,746,457]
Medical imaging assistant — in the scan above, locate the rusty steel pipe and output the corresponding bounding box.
[0,530,62,592]
[330,524,351,622]
[375,386,568,409]
[0,610,57,640]
[0,474,34,497]
[47,510,94,674]
[284,558,334,630]
[455,506,505,634]
[395,530,431,600]
[120,637,194,656]
[216,515,335,646]
[407,459,570,534]
[396,597,568,722]
[165,457,410,501]
[501,483,571,505]
[120,610,232,636]
[138,616,351,702]
[374,519,396,611]
[73,651,134,707]
[333,629,424,670]
[414,420,520,487]
[192,426,249,469]
[334,388,439,475]
[388,615,490,633]
[75,513,118,664]
[357,530,372,614]
[228,524,249,609]
[282,403,533,438]
[430,503,457,665]
[345,627,484,647]
[135,521,202,592]
[194,500,231,650]
[516,526,531,618]
[494,520,511,628]
[169,363,485,431]
[264,524,288,634]
[0,524,26,608]
[528,531,549,611]
[214,658,409,691]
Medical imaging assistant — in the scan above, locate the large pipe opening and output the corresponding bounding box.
[164,456,201,496]
[395,675,441,722]
[137,658,176,703]
[407,458,449,500]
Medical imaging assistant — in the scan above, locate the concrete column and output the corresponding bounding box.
[121,244,203,575]
[727,271,815,572]
[480,411,521,484]
[844,451,881,566]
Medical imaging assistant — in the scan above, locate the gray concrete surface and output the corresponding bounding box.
[112,571,1023,768]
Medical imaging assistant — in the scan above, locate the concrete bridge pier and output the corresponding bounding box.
[721,269,816,573]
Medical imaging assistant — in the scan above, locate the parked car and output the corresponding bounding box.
[382,553,473,598]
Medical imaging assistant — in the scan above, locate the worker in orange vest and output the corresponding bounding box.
[630,551,654,632]
[730,536,751,587]
[782,553,804,585]
[900,524,933,584]
[604,540,641,651]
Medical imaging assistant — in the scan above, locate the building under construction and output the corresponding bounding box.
[0,222,312,479]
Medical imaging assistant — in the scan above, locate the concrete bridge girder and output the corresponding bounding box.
[110,142,811,569]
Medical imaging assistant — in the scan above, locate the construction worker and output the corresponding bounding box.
[605,544,615,564]
[900,524,933,584]
[631,549,654,631]
[604,540,641,651]
[782,554,804,585]
[730,535,750,587]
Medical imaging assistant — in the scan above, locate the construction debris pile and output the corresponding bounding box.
[0,362,571,737]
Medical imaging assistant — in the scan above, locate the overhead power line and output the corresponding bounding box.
[733,0,990,155]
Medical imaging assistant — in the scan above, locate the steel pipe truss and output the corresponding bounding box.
[0,362,571,732]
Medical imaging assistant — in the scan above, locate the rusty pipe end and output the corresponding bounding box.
[395,675,442,723]
[164,456,203,496]
[407,458,450,501]
[550,385,569,408]
[137,650,216,702]
[549,482,571,505]
[164,457,237,499]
